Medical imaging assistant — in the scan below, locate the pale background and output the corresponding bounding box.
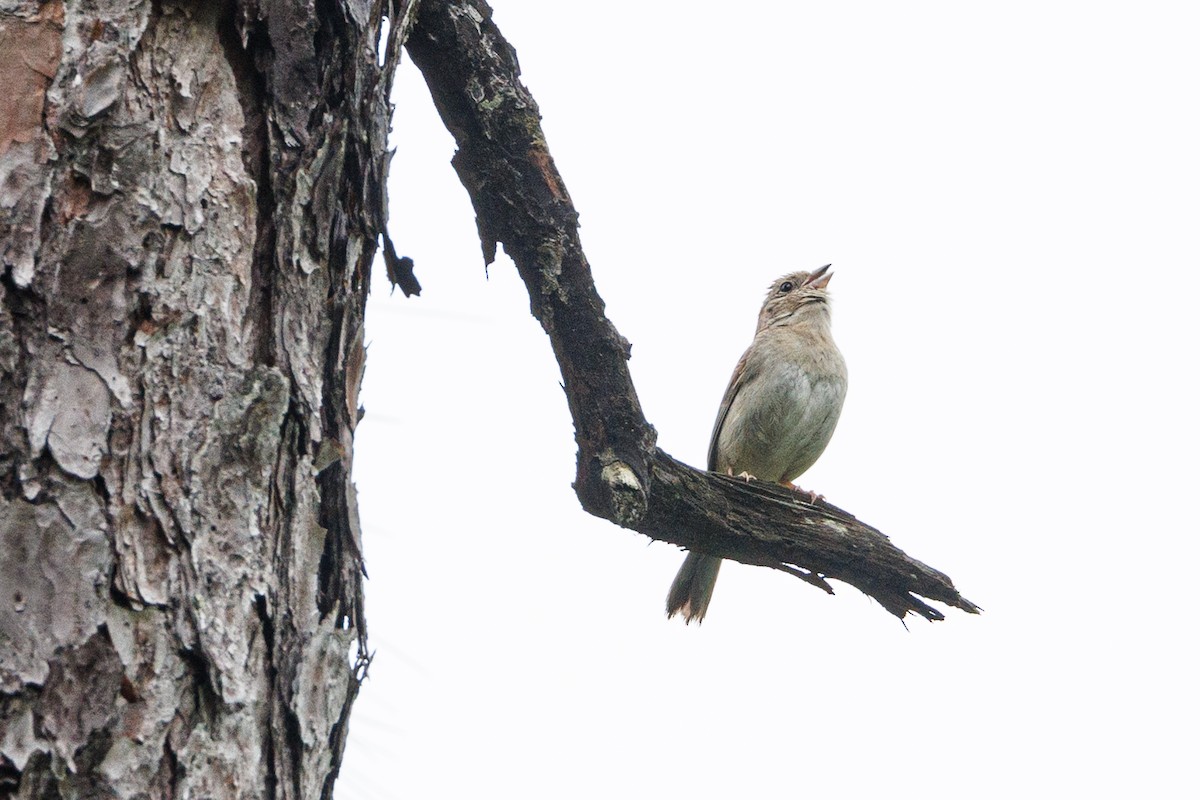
[339,3,1199,798]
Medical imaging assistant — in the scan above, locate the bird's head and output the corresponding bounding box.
[756,264,834,331]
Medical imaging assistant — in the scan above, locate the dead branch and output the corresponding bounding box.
[402,0,979,621]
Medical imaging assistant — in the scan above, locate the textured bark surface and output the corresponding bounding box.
[405,0,979,622]
[0,0,411,796]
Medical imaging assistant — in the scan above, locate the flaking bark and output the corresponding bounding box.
[0,0,412,796]
[404,0,979,622]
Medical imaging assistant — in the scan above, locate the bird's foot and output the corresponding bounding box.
[727,468,757,482]
[784,483,824,504]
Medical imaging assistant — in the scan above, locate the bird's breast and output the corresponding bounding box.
[714,351,847,483]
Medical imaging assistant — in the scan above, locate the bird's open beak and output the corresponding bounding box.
[806,263,833,290]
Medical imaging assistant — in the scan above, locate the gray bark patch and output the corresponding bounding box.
[24,362,112,480]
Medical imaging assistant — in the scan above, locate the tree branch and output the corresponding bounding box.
[403,0,979,621]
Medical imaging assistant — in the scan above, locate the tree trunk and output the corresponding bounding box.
[0,1,409,796]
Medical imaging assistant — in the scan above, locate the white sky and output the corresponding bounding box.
[339,3,1199,798]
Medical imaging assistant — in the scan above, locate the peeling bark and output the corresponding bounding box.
[404,0,979,621]
[0,0,410,796]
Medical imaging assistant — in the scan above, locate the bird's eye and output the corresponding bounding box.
[778,281,794,293]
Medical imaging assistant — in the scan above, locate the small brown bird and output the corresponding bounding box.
[666,265,848,623]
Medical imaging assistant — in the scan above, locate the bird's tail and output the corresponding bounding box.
[666,553,722,624]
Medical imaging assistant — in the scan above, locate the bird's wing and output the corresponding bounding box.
[706,343,759,472]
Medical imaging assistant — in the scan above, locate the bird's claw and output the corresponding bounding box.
[785,484,824,504]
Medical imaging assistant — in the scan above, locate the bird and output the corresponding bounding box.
[666,265,848,623]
